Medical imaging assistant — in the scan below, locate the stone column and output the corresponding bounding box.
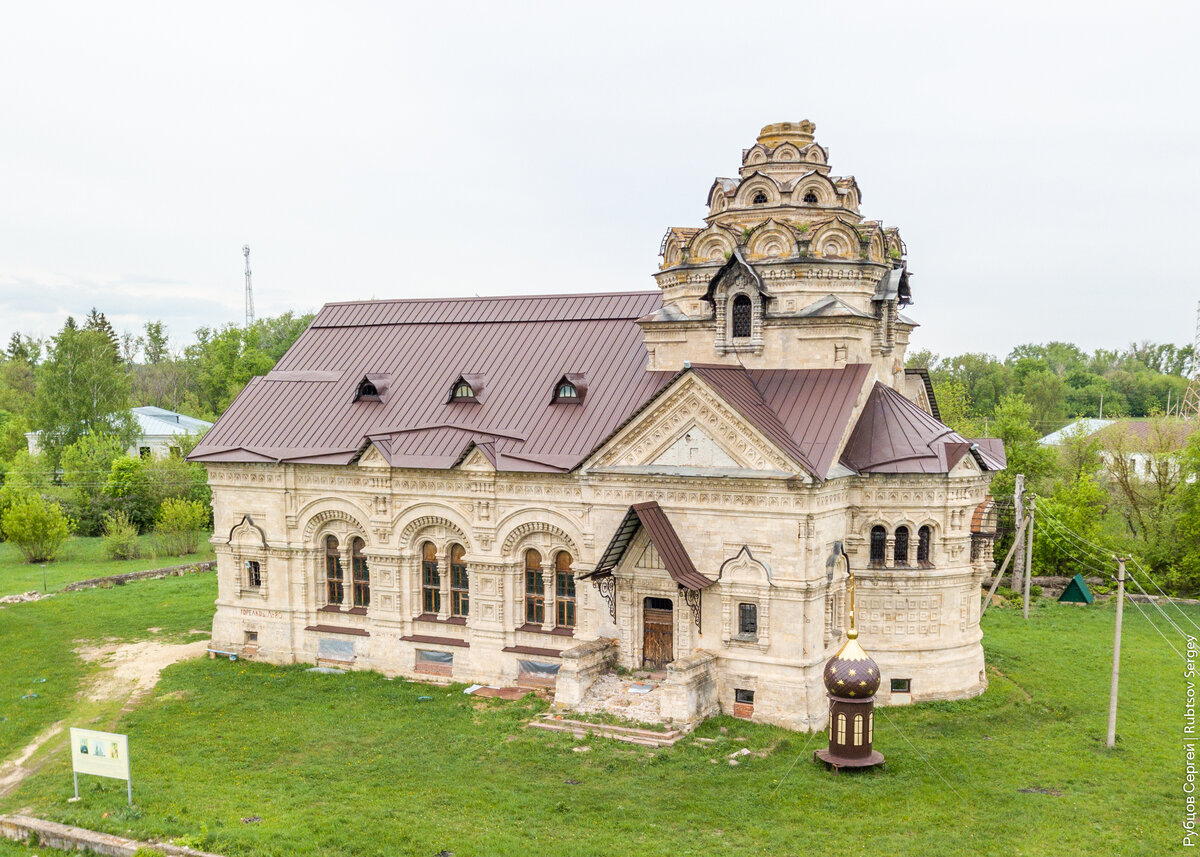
[437,547,451,621]
[541,560,555,631]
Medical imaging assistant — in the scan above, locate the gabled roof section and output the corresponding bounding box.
[584,363,871,481]
[795,294,874,320]
[840,383,1006,474]
[585,502,713,591]
[701,247,767,305]
[190,292,671,470]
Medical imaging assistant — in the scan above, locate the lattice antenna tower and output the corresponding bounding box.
[243,244,255,328]
[1183,300,1200,421]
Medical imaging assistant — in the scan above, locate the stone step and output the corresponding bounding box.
[527,715,683,747]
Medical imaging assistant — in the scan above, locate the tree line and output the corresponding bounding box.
[909,341,1200,594]
[0,310,312,561]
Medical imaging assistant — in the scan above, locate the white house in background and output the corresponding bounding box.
[26,406,212,459]
[1040,417,1195,480]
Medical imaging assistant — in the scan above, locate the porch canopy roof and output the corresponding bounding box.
[582,501,713,591]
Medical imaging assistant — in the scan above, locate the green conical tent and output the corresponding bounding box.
[1059,573,1094,604]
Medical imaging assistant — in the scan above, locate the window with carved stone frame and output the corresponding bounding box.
[422,541,441,614]
[554,551,575,628]
[351,537,370,608]
[721,588,770,650]
[324,535,344,606]
[525,549,545,625]
[450,543,469,617]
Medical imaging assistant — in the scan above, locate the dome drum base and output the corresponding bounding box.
[813,748,886,773]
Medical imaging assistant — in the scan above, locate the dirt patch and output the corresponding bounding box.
[76,638,211,706]
[0,721,65,797]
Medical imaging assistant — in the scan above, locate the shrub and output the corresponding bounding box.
[101,510,141,560]
[1,493,74,562]
[154,498,207,556]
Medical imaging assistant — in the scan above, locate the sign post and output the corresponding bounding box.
[69,728,132,806]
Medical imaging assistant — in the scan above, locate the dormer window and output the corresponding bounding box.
[752,192,768,205]
[731,294,753,339]
[803,191,819,204]
[353,374,388,403]
[448,374,483,403]
[551,373,587,404]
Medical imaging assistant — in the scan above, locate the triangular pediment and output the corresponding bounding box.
[459,444,496,473]
[584,373,809,477]
[357,443,389,468]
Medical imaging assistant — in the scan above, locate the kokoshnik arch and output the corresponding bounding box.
[190,120,1005,730]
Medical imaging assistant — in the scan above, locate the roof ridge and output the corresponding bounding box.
[320,290,659,309]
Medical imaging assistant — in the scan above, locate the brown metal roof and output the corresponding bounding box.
[840,382,1005,474]
[191,292,673,470]
[587,502,713,591]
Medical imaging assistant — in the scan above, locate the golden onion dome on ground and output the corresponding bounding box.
[823,631,881,698]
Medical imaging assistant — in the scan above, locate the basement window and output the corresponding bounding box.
[891,678,911,694]
[415,649,453,677]
[735,688,755,705]
[244,630,258,645]
[733,688,755,719]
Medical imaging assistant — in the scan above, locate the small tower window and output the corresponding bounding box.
[894,526,910,567]
[752,191,768,205]
[731,294,753,339]
[869,526,886,567]
[803,191,819,204]
[917,526,932,566]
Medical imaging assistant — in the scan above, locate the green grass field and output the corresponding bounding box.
[0,535,214,598]
[0,573,1190,856]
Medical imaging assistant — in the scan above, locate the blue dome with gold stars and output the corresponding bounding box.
[823,631,881,699]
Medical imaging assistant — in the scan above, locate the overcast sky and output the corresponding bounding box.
[1,1,1196,361]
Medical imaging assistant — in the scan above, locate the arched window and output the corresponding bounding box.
[355,379,379,401]
[868,711,874,743]
[525,549,545,624]
[351,537,370,608]
[869,526,887,567]
[421,542,440,614]
[450,544,469,617]
[803,190,819,204]
[894,526,910,567]
[325,536,344,605]
[452,380,474,400]
[555,551,576,628]
[556,382,577,400]
[853,714,864,746]
[752,191,768,205]
[917,526,932,566]
[731,294,752,339]
[836,713,847,744]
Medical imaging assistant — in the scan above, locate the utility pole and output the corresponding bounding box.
[1107,557,1127,749]
[1022,495,1035,619]
[1012,474,1026,593]
[1182,301,1200,422]
[243,244,255,328]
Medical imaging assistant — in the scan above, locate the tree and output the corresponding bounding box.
[1,493,73,562]
[32,322,135,463]
[84,308,122,363]
[141,321,170,365]
[1033,474,1109,577]
[990,393,1056,499]
[60,433,126,535]
[154,498,207,556]
[186,312,313,415]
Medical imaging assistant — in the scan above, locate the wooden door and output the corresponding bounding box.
[642,597,674,670]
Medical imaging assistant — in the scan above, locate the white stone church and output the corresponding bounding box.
[191,120,1004,731]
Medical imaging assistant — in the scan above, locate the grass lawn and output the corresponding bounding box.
[0,581,1191,856]
[0,534,213,598]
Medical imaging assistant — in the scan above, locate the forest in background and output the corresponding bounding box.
[0,308,1197,591]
